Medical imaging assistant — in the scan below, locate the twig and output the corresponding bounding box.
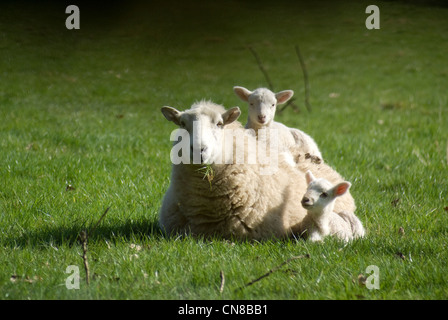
[248,46,274,91]
[446,140,448,166]
[295,45,312,113]
[88,206,111,238]
[219,270,225,293]
[278,98,301,113]
[248,46,301,113]
[235,254,310,292]
[78,207,111,286]
[79,230,90,285]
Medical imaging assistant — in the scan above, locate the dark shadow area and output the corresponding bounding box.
[3,220,305,249]
[0,0,347,39]
[3,218,164,249]
[382,0,448,8]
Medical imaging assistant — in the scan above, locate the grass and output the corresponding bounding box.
[1,0,448,300]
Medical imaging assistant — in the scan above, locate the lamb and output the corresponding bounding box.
[300,170,365,242]
[159,100,355,240]
[233,86,323,160]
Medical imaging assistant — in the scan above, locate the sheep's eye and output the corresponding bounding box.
[271,104,275,107]
[217,121,224,128]
[320,192,328,198]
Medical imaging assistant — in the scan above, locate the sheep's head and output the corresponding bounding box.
[301,170,351,216]
[233,86,294,129]
[161,102,241,164]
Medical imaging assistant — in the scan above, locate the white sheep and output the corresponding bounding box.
[159,100,355,240]
[300,170,365,242]
[233,86,323,160]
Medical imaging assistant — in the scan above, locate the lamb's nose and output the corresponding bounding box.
[258,115,266,122]
[301,197,310,206]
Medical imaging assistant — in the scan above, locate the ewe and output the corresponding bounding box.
[159,100,354,240]
[233,86,322,160]
[300,170,365,242]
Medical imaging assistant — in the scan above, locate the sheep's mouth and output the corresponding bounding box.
[258,119,266,124]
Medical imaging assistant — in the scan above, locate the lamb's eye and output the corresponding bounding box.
[217,121,224,128]
[320,192,328,198]
[271,104,275,107]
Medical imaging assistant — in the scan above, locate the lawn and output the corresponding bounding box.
[1,0,448,301]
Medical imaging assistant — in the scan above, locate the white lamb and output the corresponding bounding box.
[159,100,355,240]
[300,170,365,242]
[233,86,323,160]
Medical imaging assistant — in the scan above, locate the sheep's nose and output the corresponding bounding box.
[191,146,205,151]
[191,146,208,163]
[200,148,209,163]
[258,115,266,122]
[191,146,208,162]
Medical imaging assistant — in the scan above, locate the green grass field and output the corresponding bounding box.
[1,0,448,300]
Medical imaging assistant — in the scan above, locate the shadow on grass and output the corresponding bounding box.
[4,218,164,249]
[4,220,311,249]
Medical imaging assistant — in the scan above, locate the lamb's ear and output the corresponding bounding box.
[233,86,252,102]
[305,170,315,185]
[161,106,182,126]
[275,90,294,104]
[333,182,351,197]
[222,107,241,125]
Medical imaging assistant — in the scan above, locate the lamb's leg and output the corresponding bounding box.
[308,229,324,242]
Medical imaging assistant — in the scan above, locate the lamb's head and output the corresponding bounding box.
[301,170,351,216]
[161,101,241,164]
[233,86,294,129]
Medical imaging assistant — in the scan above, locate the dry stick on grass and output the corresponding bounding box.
[235,254,310,292]
[219,270,225,293]
[88,206,111,238]
[446,140,448,166]
[294,44,312,113]
[78,207,111,285]
[248,46,274,91]
[79,230,90,285]
[248,46,300,113]
[279,99,300,113]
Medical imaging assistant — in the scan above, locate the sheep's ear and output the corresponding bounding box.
[333,182,351,197]
[222,107,241,125]
[275,90,294,104]
[233,86,252,102]
[161,106,182,126]
[305,170,315,185]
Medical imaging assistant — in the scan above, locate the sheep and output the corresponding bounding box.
[233,86,323,160]
[300,170,365,242]
[159,100,355,240]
